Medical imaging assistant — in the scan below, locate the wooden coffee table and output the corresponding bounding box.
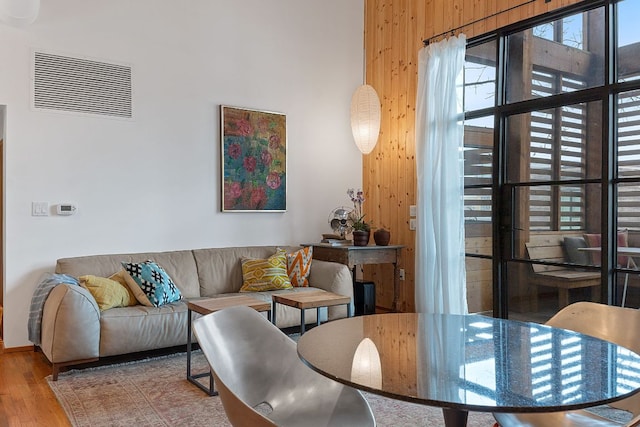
[272,290,351,335]
[187,295,271,395]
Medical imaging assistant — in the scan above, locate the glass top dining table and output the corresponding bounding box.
[297,313,640,427]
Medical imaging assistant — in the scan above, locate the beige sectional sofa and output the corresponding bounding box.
[40,246,353,379]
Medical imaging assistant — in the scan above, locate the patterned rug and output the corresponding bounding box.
[47,351,498,427]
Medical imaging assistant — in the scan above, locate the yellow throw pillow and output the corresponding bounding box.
[79,274,138,311]
[240,249,292,292]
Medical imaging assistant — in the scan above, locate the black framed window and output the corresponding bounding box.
[463,0,640,319]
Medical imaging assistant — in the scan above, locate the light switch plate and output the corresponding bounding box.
[410,205,417,217]
[409,218,416,230]
[32,201,49,216]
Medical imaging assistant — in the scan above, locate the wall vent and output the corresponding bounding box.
[33,52,132,118]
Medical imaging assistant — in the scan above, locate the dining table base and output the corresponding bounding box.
[443,408,469,427]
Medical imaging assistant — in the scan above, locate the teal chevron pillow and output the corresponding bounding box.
[121,260,182,307]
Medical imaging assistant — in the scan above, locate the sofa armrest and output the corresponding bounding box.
[308,259,353,320]
[41,284,100,370]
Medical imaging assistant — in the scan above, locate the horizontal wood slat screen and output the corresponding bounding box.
[363,0,584,313]
[618,87,640,230]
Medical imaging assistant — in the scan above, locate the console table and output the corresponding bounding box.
[306,244,404,312]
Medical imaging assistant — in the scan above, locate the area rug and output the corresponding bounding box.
[48,351,498,427]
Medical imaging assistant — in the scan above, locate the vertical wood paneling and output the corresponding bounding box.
[463,0,475,36]
[496,0,512,28]
[364,0,584,313]
[472,0,486,35]
[484,0,498,33]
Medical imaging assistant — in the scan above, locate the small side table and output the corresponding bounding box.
[187,295,271,395]
[272,290,351,335]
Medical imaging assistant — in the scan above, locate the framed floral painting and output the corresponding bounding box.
[220,105,287,212]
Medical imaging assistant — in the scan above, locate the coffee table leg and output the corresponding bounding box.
[300,309,306,335]
[187,308,192,379]
[186,308,218,396]
[272,300,277,325]
[316,308,321,327]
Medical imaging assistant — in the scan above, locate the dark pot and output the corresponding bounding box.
[374,228,391,246]
[352,230,370,246]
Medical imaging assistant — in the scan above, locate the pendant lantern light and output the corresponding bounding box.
[350,84,381,155]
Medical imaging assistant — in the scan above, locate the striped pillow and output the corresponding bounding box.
[286,246,313,287]
[240,249,292,292]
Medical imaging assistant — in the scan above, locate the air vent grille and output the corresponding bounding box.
[34,52,132,118]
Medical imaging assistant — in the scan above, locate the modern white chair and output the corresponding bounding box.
[494,302,640,427]
[192,305,376,427]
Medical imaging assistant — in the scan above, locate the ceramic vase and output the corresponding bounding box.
[373,228,391,246]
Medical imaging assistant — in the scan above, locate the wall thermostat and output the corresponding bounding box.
[57,203,77,215]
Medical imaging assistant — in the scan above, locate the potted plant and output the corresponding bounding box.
[348,188,371,246]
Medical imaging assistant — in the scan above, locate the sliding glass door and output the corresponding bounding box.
[464,0,640,321]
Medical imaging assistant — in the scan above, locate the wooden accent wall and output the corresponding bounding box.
[363,0,584,313]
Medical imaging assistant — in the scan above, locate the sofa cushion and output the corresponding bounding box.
[193,246,297,296]
[99,301,189,357]
[285,246,313,287]
[55,250,201,298]
[240,249,292,292]
[563,236,591,265]
[79,274,137,311]
[121,261,183,307]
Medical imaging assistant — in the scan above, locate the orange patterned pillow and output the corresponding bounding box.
[286,246,313,287]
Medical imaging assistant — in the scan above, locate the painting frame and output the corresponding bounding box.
[220,105,287,212]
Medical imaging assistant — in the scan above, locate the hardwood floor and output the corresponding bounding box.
[0,341,70,427]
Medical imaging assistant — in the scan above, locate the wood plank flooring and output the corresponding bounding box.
[0,341,70,427]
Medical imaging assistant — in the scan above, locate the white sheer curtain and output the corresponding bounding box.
[415,35,468,314]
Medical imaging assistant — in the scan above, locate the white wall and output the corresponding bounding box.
[0,0,364,347]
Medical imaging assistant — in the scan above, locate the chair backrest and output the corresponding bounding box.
[546,302,640,416]
[192,305,375,427]
[209,369,276,427]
